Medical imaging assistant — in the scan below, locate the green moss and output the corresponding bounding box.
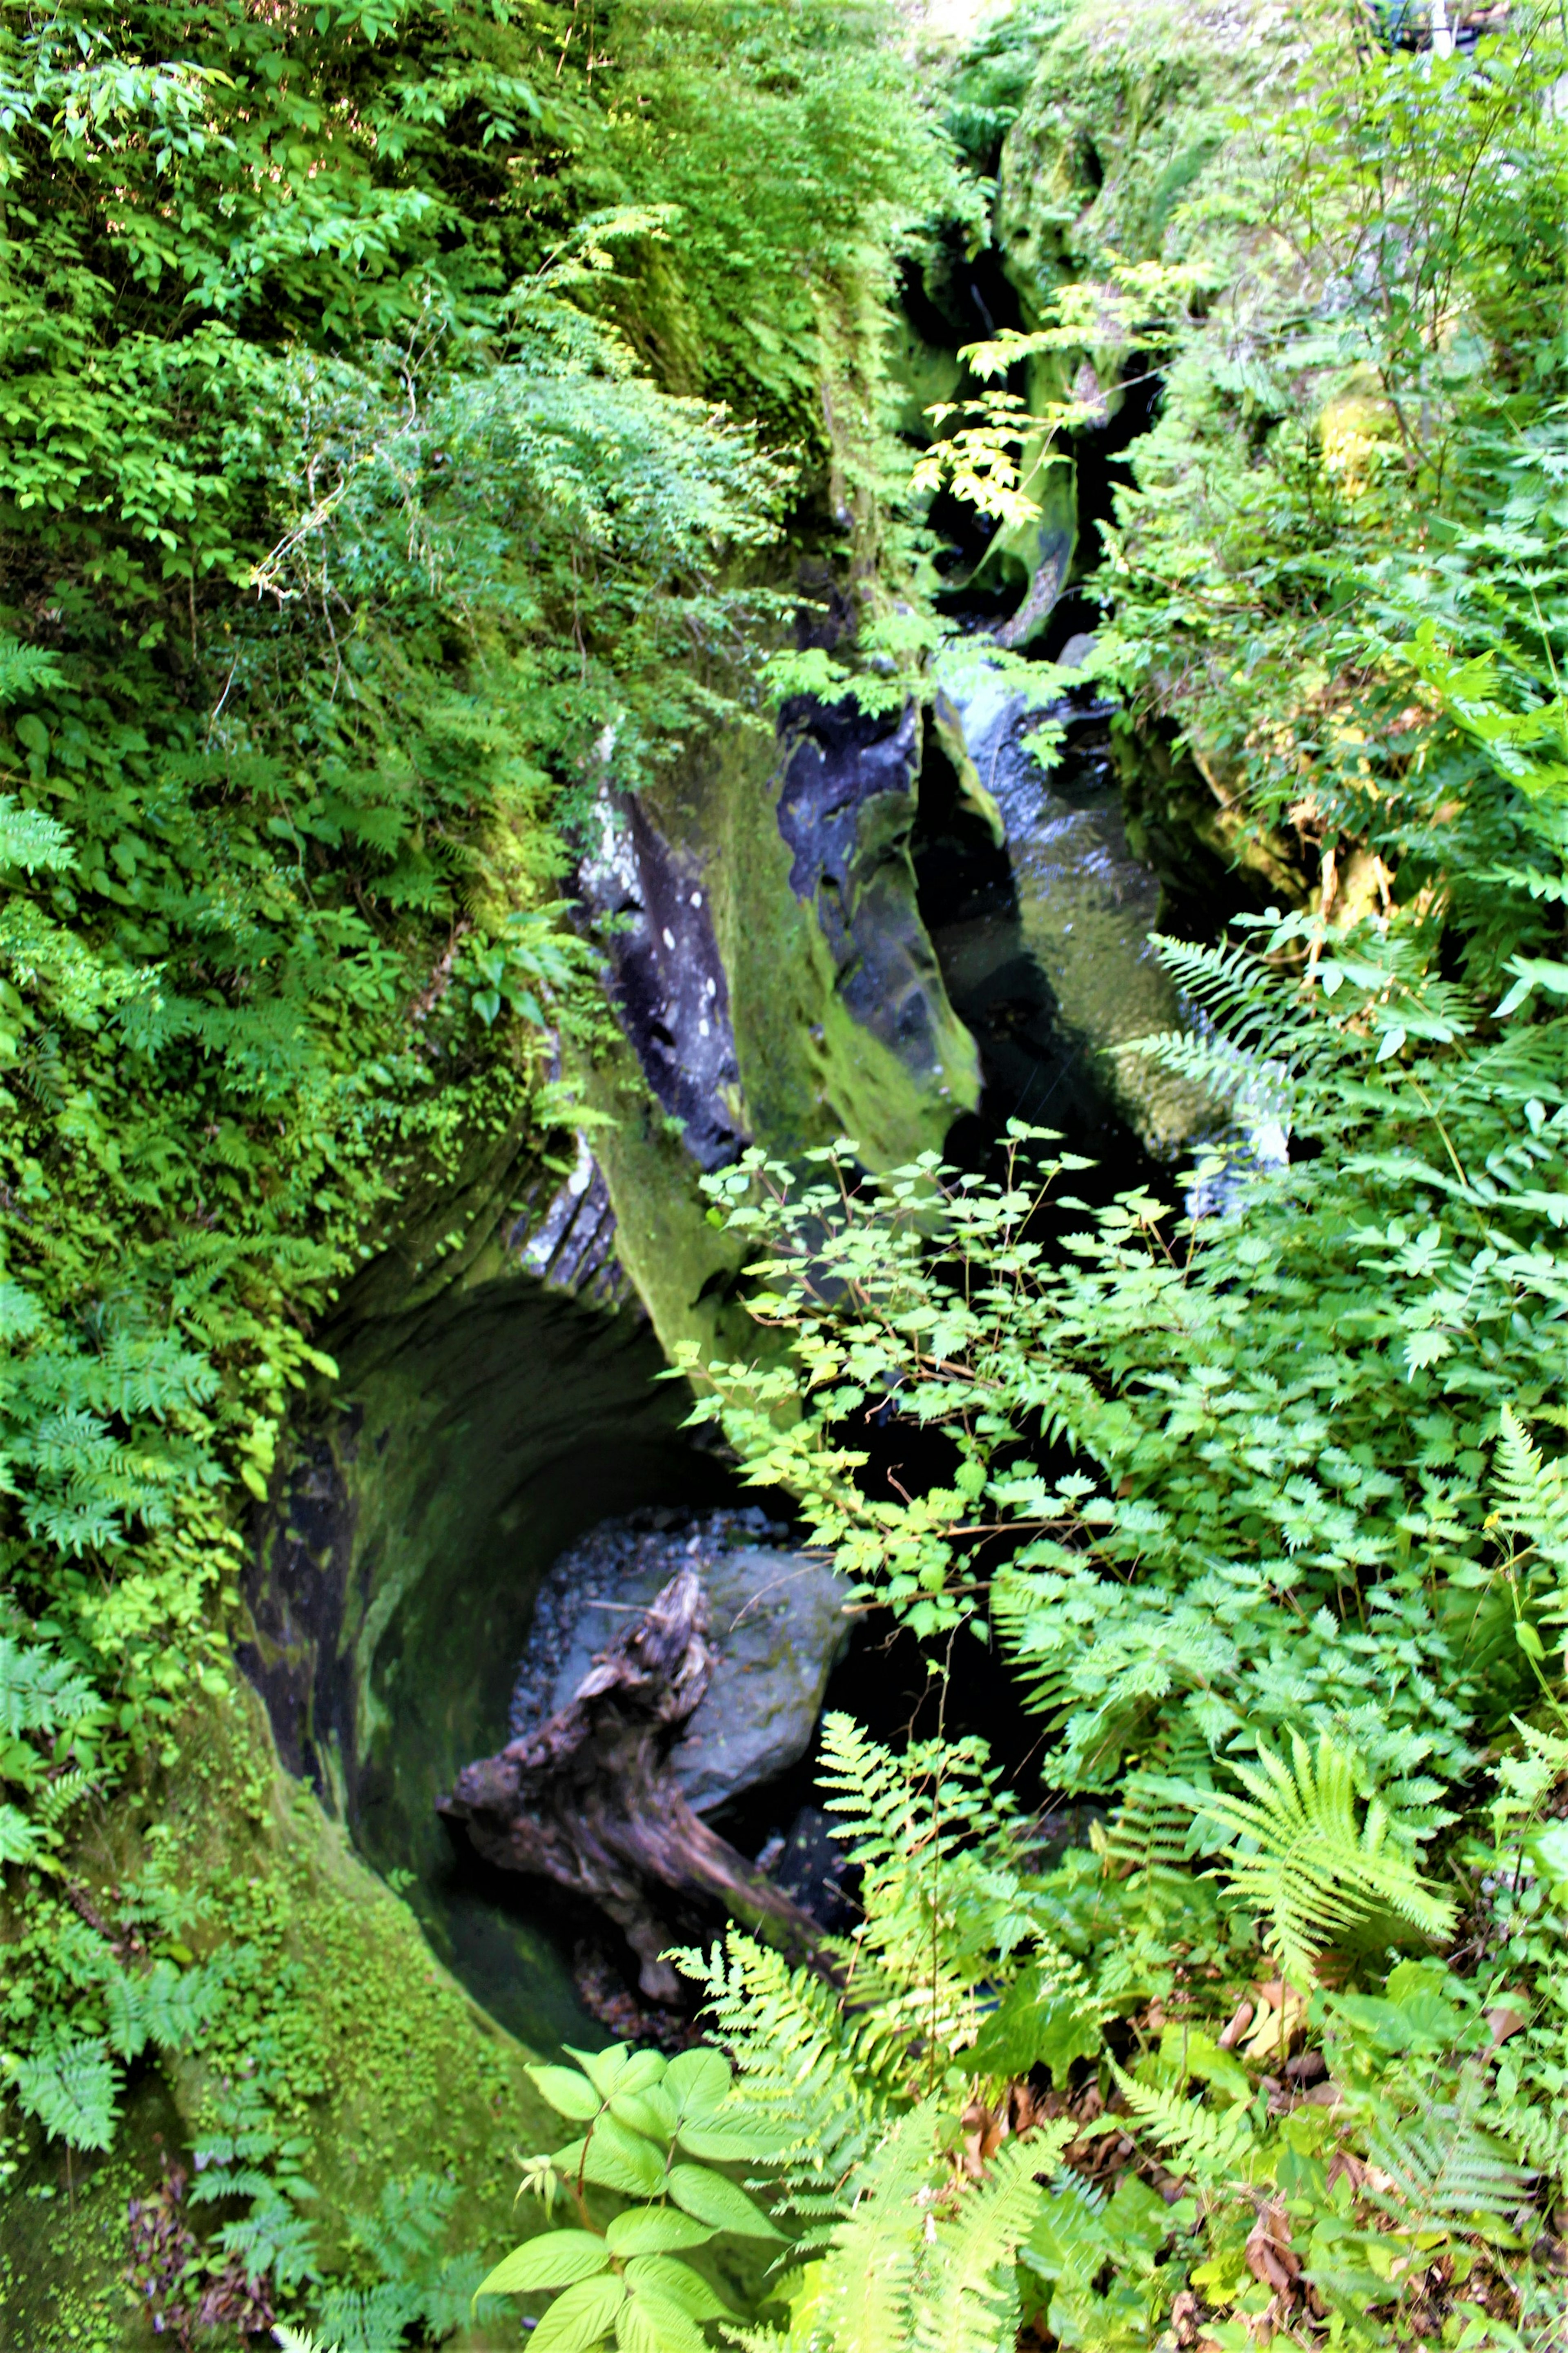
[636,715,979,1177]
[242,1259,738,2049]
[995,0,1311,314]
[0,1685,555,2348]
[0,2074,181,2352]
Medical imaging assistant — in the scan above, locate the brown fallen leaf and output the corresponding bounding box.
[960,2096,1008,2178]
[1245,2195,1301,2297]
[1242,1979,1307,2061]
[1486,1996,1530,2046]
[1216,1998,1254,2050]
[1167,2287,1205,2347]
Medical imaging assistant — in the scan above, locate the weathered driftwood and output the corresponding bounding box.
[439,1566,822,1999]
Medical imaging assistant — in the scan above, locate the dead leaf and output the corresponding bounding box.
[1245,2196,1301,2297]
[1168,2288,1205,2347]
[1242,1980,1306,2061]
[960,2097,1008,2178]
[1216,1998,1254,2050]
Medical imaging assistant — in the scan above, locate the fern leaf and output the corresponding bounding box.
[0,1800,50,1866]
[1102,1771,1195,1878]
[312,2281,421,2353]
[908,2131,1065,2353]
[0,793,74,876]
[1493,1405,1568,1593]
[11,2034,120,2152]
[1369,2098,1526,2226]
[810,2103,936,2353]
[1159,1732,1455,1984]
[1107,2063,1255,2190]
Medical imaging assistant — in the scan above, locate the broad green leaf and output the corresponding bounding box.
[1528,1820,1568,1887]
[532,2273,628,2353]
[620,2080,678,2139]
[666,2161,783,2239]
[606,2207,714,2257]
[568,2044,663,2102]
[556,2118,666,2197]
[567,2044,630,2099]
[529,2065,603,2122]
[662,2048,730,2121]
[970,1968,1102,2088]
[616,2293,704,2353]
[625,2254,731,2318]
[610,2089,674,2143]
[673,2117,785,2162]
[474,2232,610,2299]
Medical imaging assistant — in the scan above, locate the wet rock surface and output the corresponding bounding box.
[508,1136,632,1307]
[509,1507,853,1816]
[925,655,1211,1156]
[776,694,980,1119]
[579,790,744,1172]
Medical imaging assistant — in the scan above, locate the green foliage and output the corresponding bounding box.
[1158,1732,1456,1990]
[0,0,965,2312]
[474,2044,784,2350]
[316,2172,504,2351]
[475,1706,1567,2349]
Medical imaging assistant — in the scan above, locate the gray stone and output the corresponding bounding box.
[509,1510,853,1816]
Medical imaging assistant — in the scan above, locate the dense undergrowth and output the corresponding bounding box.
[9,0,1568,2345]
[477,10,1568,2353]
[0,0,969,2331]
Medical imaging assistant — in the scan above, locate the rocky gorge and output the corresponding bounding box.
[234,0,1318,2144]
[4,0,1340,2335]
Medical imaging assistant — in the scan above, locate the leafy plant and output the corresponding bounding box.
[1158,1732,1457,1990]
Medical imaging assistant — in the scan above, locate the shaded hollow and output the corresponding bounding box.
[240,1270,738,2052]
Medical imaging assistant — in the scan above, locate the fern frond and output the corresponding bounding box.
[0,791,74,876]
[1107,2063,1256,2190]
[1149,935,1278,1045]
[1370,2097,1527,2226]
[34,1767,94,1827]
[810,2103,937,2353]
[312,2281,421,2353]
[1490,2097,1568,2189]
[1102,1771,1195,1878]
[908,2130,1066,2353]
[1494,1405,1568,1585]
[679,1934,891,2227]
[1160,1733,1455,1985]
[10,2033,120,2151]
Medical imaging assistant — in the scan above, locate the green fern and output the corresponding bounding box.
[799,2105,1064,2353]
[1158,1732,1455,1985]
[1107,2063,1256,2190]
[678,1933,892,2230]
[815,1714,1054,2064]
[1101,1768,1200,1880]
[9,2033,120,2152]
[1369,2092,1526,2227]
[0,793,74,876]
[906,2131,1068,2353]
[1493,1407,1568,1661]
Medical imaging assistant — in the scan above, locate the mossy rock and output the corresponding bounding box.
[995,0,1313,315]
[0,1683,556,2350]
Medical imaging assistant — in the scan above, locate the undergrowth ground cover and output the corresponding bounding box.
[0,0,969,2334]
[468,9,1568,2353]
[6,0,1568,2345]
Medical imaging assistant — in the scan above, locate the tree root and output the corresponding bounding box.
[439,1566,823,1999]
